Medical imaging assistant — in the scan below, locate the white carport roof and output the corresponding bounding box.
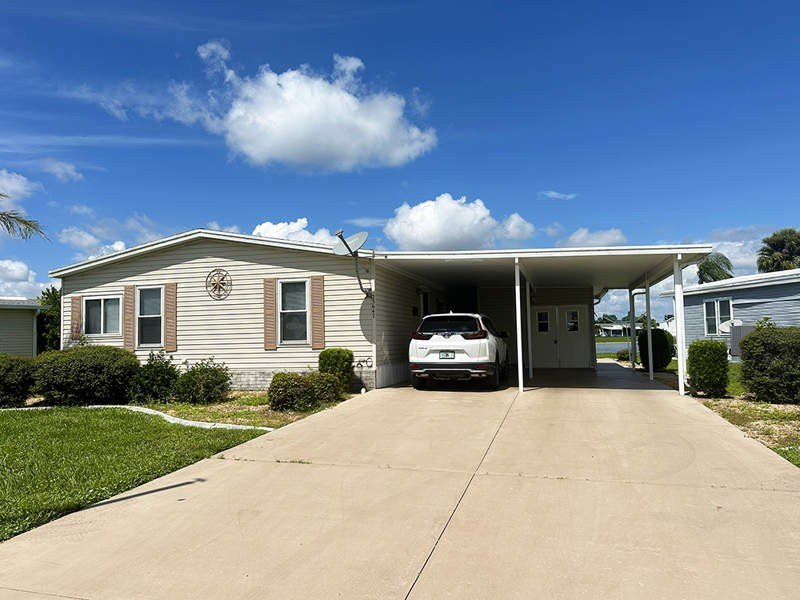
[377,244,712,297]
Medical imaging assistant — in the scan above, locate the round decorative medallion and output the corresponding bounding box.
[206,268,232,300]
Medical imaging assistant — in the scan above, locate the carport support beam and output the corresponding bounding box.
[645,276,654,382]
[628,289,636,371]
[526,281,533,380]
[515,258,524,394]
[673,257,687,395]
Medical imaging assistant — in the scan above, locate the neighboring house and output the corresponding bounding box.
[49,229,710,392]
[0,298,40,357]
[663,268,800,355]
[659,315,677,338]
[596,322,642,337]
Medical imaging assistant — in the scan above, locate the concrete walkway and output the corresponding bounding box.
[2,363,800,599]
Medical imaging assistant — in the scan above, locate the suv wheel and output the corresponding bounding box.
[486,359,501,390]
[412,375,426,390]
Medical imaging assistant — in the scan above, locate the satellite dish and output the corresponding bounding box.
[719,318,742,334]
[333,230,368,256]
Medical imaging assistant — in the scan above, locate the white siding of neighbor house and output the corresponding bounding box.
[374,265,421,387]
[60,238,374,389]
[0,308,36,357]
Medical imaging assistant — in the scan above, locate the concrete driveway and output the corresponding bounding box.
[2,363,800,599]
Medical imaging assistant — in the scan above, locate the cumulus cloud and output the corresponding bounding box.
[545,222,564,237]
[383,193,535,251]
[58,226,126,260]
[0,170,41,210]
[69,203,94,216]
[40,158,84,182]
[558,227,627,247]
[539,190,576,200]
[66,42,436,172]
[252,217,338,245]
[0,259,50,298]
[207,220,240,233]
[346,217,388,228]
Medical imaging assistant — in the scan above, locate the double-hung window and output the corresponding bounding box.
[84,297,120,335]
[137,287,163,346]
[704,298,733,335]
[279,280,308,344]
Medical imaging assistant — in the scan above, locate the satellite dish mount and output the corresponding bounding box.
[333,229,373,298]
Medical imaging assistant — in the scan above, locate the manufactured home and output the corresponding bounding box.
[49,229,711,393]
[0,298,39,357]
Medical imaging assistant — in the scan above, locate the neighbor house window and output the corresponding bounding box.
[537,311,549,333]
[704,299,733,335]
[84,297,121,335]
[566,310,580,332]
[137,287,163,346]
[279,280,308,343]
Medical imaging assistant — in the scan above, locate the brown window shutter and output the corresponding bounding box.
[69,296,82,340]
[310,275,325,350]
[123,286,135,351]
[164,282,177,352]
[264,278,277,351]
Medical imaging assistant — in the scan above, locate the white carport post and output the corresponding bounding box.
[526,281,533,380]
[673,255,687,395]
[628,289,636,371]
[645,276,654,382]
[514,258,524,393]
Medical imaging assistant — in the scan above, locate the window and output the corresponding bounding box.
[84,297,120,335]
[704,298,733,336]
[566,310,580,332]
[418,315,480,334]
[137,287,163,346]
[537,311,549,333]
[279,280,308,343]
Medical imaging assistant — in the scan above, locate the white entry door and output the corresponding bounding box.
[532,306,558,368]
[557,305,591,368]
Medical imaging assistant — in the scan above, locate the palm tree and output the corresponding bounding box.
[0,193,45,239]
[758,228,800,273]
[697,252,734,284]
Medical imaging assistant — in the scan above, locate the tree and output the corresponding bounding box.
[697,252,733,283]
[758,228,800,273]
[598,313,618,323]
[0,194,45,239]
[37,286,62,353]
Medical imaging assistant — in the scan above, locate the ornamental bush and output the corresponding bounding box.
[304,371,341,406]
[318,347,354,393]
[34,346,140,405]
[268,372,314,411]
[687,340,729,397]
[615,348,630,362]
[637,328,675,371]
[0,355,35,407]
[740,326,800,403]
[174,358,231,404]
[130,351,180,403]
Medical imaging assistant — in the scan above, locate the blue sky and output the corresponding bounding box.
[1,1,798,317]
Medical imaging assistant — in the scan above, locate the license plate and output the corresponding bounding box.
[439,351,455,359]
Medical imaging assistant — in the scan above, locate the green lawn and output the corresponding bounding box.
[0,408,263,541]
[595,336,630,343]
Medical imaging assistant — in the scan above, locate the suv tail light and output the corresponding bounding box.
[412,330,432,340]
[462,329,488,340]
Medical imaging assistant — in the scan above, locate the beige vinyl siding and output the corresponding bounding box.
[0,308,36,357]
[60,238,374,388]
[374,265,421,386]
[477,286,517,363]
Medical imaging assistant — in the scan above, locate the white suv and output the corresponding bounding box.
[408,313,509,389]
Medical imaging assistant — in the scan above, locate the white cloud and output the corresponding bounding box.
[0,259,50,298]
[545,222,564,237]
[383,193,535,251]
[539,190,576,200]
[87,240,127,260]
[69,203,94,216]
[0,170,41,210]
[345,217,388,228]
[40,158,83,181]
[252,217,337,245]
[558,227,627,247]
[58,226,101,250]
[207,220,240,233]
[0,259,31,281]
[125,214,162,243]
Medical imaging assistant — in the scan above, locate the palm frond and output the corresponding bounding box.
[0,209,46,240]
[697,252,733,284]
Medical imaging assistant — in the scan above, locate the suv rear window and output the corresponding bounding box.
[418,316,480,334]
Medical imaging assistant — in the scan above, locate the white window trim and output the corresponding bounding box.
[135,285,165,348]
[703,297,734,336]
[83,295,122,336]
[277,278,310,346]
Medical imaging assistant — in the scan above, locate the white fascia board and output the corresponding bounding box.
[661,268,800,297]
[378,244,712,261]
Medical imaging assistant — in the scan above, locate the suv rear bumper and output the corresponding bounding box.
[409,362,495,381]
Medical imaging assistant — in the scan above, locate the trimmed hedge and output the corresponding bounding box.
[174,358,231,404]
[305,372,341,405]
[687,340,729,397]
[269,372,314,411]
[34,346,140,405]
[0,355,35,407]
[740,326,800,403]
[319,348,354,392]
[637,328,675,371]
[131,351,180,403]
[615,348,630,362]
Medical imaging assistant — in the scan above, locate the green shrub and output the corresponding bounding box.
[34,346,140,405]
[318,347,354,392]
[687,340,729,397]
[615,348,630,361]
[637,328,675,371]
[268,372,314,411]
[305,371,341,405]
[740,326,800,403]
[130,351,180,403]
[174,358,231,404]
[0,355,35,407]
